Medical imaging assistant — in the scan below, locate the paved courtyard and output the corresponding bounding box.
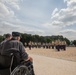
[31,54,76,75]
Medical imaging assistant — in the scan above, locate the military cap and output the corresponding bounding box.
[12,32,21,37]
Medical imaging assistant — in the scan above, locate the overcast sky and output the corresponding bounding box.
[0,0,76,40]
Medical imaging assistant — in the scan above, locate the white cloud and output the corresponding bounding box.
[0,0,20,10]
[51,8,58,16]
[60,29,76,34]
[51,0,76,27]
[0,0,76,40]
[42,0,76,40]
[0,2,14,18]
[64,0,76,7]
[0,0,21,35]
[23,30,45,35]
[0,2,9,15]
[0,0,21,18]
[10,2,20,10]
[59,29,76,40]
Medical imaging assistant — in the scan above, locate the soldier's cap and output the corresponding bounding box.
[12,32,21,37]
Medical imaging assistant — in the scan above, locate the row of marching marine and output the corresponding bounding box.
[52,40,67,51]
[25,40,67,51]
[26,41,53,50]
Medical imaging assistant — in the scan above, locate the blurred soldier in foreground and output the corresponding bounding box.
[0,32,35,75]
[0,34,12,54]
[0,34,12,44]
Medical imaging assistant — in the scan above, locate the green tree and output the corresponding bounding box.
[46,38,51,43]
[64,38,70,46]
[0,35,3,42]
[73,40,76,46]
[20,33,26,46]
